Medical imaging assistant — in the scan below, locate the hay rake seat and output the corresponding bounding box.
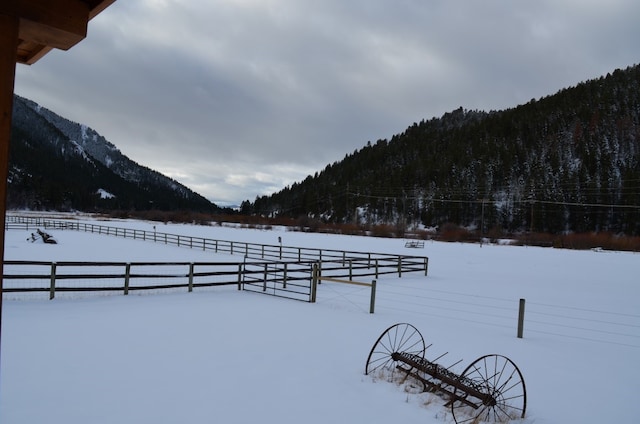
[365,323,526,423]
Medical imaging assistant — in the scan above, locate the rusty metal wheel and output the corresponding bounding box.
[365,323,426,375]
[450,354,527,424]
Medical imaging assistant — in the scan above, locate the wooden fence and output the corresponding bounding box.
[3,260,249,298]
[4,215,428,306]
[3,254,422,303]
[5,215,429,275]
[3,260,318,299]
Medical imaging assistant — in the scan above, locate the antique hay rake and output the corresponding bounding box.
[365,323,526,423]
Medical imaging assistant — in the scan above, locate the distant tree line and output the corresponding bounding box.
[243,65,640,235]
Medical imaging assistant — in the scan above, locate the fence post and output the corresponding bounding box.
[263,263,267,291]
[424,257,429,276]
[237,263,243,290]
[49,262,57,300]
[517,298,526,338]
[349,259,353,280]
[188,263,194,292]
[310,263,318,303]
[283,263,288,289]
[398,256,402,277]
[369,279,377,314]
[124,263,131,295]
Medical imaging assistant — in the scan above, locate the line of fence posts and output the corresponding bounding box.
[45,261,202,299]
[8,217,431,274]
[28,259,524,336]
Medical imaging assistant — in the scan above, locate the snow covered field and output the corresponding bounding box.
[1,214,639,423]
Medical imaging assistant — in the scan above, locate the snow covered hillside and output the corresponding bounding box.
[1,214,638,423]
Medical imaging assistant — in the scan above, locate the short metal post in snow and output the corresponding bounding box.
[517,298,526,338]
[49,262,57,300]
[369,279,377,314]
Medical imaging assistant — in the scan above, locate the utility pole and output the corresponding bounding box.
[480,198,487,235]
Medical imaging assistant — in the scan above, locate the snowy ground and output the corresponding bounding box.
[1,214,639,423]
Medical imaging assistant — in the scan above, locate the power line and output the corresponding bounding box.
[348,191,640,210]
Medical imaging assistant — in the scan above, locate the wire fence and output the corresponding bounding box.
[313,279,640,348]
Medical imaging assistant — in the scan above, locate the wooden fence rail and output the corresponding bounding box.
[5,215,429,276]
[2,254,422,303]
[3,260,261,299]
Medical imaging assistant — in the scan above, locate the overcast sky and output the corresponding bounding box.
[14,0,640,206]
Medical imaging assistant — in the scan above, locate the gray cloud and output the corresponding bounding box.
[14,0,640,205]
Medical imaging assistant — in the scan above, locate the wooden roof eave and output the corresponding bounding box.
[5,0,116,65]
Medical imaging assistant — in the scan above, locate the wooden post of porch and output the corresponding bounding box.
[0,10,20,359]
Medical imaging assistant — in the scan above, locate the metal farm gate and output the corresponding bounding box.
[241,260,316,302]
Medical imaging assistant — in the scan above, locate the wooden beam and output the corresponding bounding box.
[0,10,20,364]
[17,39,53,65]
[88,0,116,20]
[1,0,90,51]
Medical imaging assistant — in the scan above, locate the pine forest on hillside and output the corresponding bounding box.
[245,65,640,236]
[8,95,217,213]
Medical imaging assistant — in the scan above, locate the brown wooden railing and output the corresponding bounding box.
[5,215,429,275]
[4,215,428,303]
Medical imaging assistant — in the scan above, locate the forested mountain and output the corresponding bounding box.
[9,95,216,212]
[246,65,640,235]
